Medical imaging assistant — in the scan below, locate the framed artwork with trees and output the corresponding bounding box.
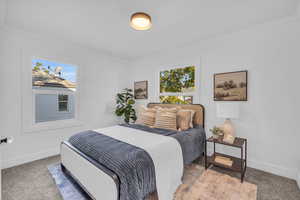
[134,81,148,99]
[214,70,248,101]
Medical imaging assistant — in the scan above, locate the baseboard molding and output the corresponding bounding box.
[2,148,59,169]
[248,159,297,180]
[207,146,298,180]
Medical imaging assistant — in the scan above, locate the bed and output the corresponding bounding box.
[60,103,205,200]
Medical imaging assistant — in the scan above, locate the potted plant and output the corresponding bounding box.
[115,88,137,124]
[209,126,224,139]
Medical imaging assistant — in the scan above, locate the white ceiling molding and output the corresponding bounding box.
[4,0,300,59]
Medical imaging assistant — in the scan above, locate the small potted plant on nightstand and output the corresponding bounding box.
[209,126,224,139]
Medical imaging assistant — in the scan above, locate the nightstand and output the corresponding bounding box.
[204,136,247,182]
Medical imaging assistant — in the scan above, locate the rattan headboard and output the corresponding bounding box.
[147,103,205,128]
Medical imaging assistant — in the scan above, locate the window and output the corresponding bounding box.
[160,96,193,104]
[159,65,195,104]
[160,66,195,93]
[32,59,77,123]
[58,94,69,112]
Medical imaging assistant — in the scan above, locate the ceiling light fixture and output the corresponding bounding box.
[130,12,152,31]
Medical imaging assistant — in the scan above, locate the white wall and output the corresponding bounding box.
[0,26,127,168]
[0,0,6,26]
[126,17,300,180]
[297,159,300,188]
[298,167,300,188]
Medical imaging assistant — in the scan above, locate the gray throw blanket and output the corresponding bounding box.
[68,130,156,200]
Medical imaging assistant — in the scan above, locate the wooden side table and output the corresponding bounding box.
[204,136,247,182]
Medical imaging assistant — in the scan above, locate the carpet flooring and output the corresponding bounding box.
[2,155,300,200]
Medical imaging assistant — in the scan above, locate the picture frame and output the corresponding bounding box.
[134,81,148,99]
[214,70,248,101]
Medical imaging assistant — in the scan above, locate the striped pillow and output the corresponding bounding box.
[154,108,178,130]
[136,106,157,127]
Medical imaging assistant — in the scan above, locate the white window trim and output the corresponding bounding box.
[21,51,83,134]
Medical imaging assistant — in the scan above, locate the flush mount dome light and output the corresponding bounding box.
[130,12,152,30]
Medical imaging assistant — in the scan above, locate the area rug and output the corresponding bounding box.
[48,163,257,200]
[48,164,92,200]
[174,169,257,200]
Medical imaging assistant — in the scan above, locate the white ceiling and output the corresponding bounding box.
[2,0,300,59]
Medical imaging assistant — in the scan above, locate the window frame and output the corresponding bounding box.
[21,52,82,134]
[58,94,70,113]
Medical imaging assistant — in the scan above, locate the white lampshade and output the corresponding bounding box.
[216,103,239,119]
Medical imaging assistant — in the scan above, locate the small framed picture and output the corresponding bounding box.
[134,81,148,99]
[214,70,247,101]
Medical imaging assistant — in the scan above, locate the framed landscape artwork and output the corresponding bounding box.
[134,81,148,99]
[214,70,248,101]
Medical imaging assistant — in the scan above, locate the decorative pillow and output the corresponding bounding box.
[181,109,195,128]
[154,107,178,130]
[136,106,157,127]
[177,110,192,131]
[189,110,196,128]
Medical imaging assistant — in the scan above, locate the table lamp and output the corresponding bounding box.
[216,103,239,144]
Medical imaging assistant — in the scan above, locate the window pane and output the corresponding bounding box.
[59,102,68,112]
[160,96,193,104]
[58,94,68,102]
[32,59,77,123]
[35,94,75,123]
[32,59,76,89]
[160,66,195,93]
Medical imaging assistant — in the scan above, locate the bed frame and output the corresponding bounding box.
[60,103,205,200]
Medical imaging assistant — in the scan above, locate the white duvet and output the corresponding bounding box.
[94,125,184,200]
